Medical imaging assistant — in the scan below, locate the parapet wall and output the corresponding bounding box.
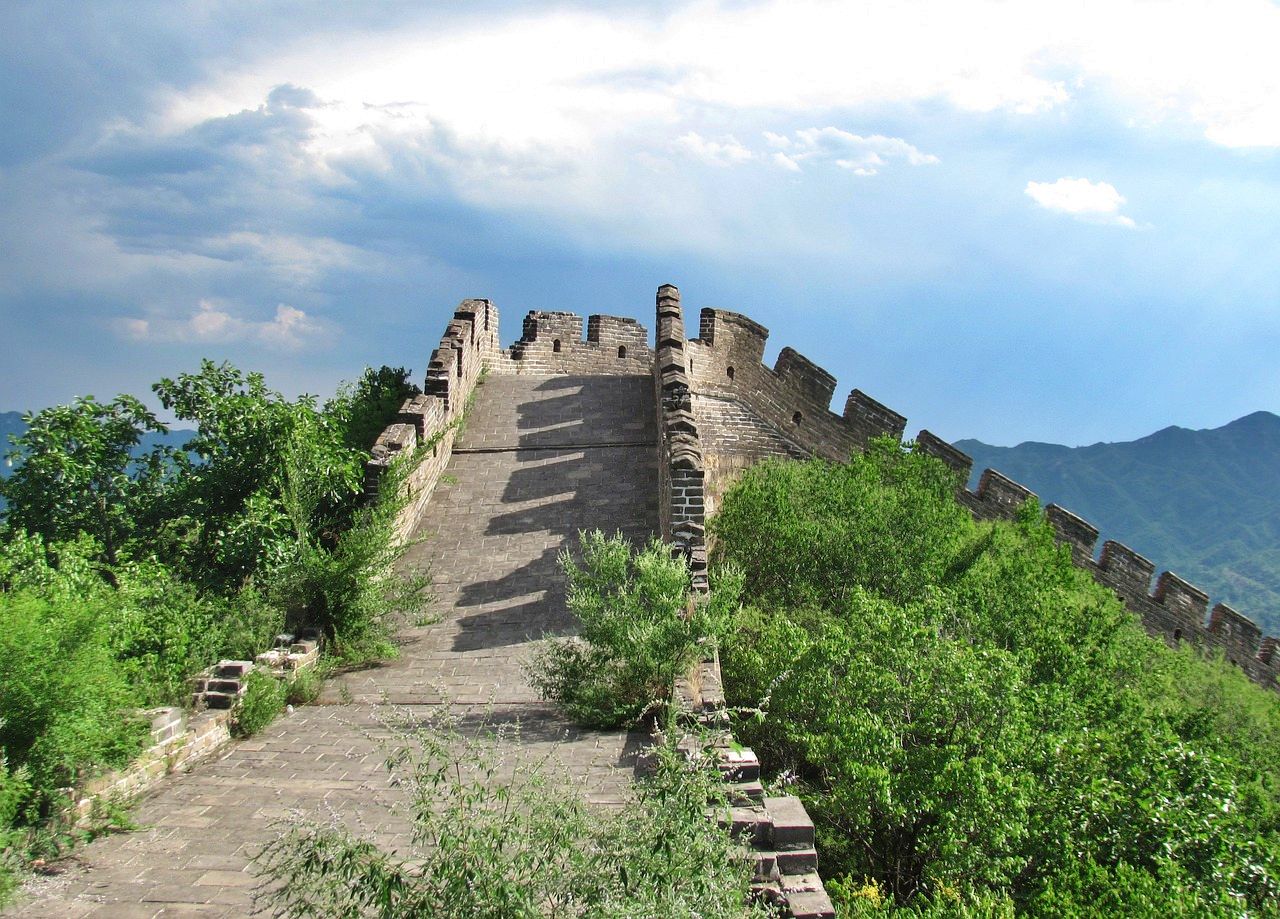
[365,298,500,542]
[660,286,1280,693]
[913,431,1280,690]
[684,307,904,512]
[654,284,709,590]
[498,309,653,375]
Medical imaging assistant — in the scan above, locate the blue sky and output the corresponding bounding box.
[2,0,1278,446]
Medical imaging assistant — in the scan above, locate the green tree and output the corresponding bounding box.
[0,395,173,565]
[712,441,1280,915]
[326,365,421,453]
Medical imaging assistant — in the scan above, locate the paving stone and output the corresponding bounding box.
[11,372,656,917]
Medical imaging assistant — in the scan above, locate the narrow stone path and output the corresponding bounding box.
[10,373,658,918]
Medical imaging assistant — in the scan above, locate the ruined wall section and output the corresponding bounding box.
[498,309,653,375]
[681,306,904,516]
[914,431,1280,689]
[365,298,501,542]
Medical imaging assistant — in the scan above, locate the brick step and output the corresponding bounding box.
[764,795,816,850]
[782,882,836,919]
[776,847,818,874]
[715,805,771,847]
[215,660,253,678]
[716,746,760,781]
[728,779,765,803]
[202,691,238,710]
[205,678,242,694]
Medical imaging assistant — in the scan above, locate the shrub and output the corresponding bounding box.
[231,670,287,738]
[255,713,767,918]
[713,443,1280,915]
[0,592,145,813]
[526,530,740,728]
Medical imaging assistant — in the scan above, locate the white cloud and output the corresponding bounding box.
[113,300,332,349]
[1025,177,1137,228]
[767,127,939,175]
[160,0,1280,155]
[674,132,755,166]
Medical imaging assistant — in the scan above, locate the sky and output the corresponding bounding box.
[1,0,1278,447]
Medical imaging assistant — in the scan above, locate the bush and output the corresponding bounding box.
[263,448,431,663]
[526,530,740,728]
[231,670,287,738]
[713,441,1280,915]
[0,592,146,813]
[255,713,767,918]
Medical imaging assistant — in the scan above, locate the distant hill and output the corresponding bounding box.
[956,411,1280,636]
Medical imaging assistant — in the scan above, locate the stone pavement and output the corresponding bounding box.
[10,373,659,918]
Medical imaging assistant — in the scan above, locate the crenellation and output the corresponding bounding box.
[1152,571,1211,633]
[504,309,654,375]
[1044,503,1100,565]
[774,347,837,404]
[844,389,907,443]
[1096,540,1157,596]
[1208,603,1264,664]
[914,429,974,480]
[968,468,1037,520]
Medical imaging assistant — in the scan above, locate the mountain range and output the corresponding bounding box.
[956,411,1280,636]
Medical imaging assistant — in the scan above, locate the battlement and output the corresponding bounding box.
[655,284,709,591]
[915,433,1280,689]
[686,307,904,485]
[503,309,652,375]
[366,298,501,542]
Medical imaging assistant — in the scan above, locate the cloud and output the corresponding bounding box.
[674,132,754,166]
[765,127,939,175]
[154,1,1280,154]
[113,300,331,349]
[1025,177,1137,228]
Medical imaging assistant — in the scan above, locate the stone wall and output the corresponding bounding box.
[498,309,653,375]
[914,431,1280,688]
[654,284,709,590]
[365,298,501,542]
[643,284,1280,693]
[683,305,903,513]
[657,285,834,918]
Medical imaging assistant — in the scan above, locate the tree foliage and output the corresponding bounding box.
[0,395,174,565]
[0,363,430,900]
[527,530,740,728]
[712,440,1280,916]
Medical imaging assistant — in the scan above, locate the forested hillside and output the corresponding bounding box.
[957,411,1280,635]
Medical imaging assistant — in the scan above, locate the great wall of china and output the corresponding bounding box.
[12,283,1278,917]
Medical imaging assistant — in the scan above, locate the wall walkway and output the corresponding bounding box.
[11,372,658,917]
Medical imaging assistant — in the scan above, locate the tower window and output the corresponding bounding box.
[553,339,562,353]
[618,345,627,359]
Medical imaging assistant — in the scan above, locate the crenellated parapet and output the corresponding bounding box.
[915,433,1280,689]
[686,310,904,474]
[662,292,833,919]
[366,298,501,542]
[501,308,652,375]
[656,283,1280,693]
